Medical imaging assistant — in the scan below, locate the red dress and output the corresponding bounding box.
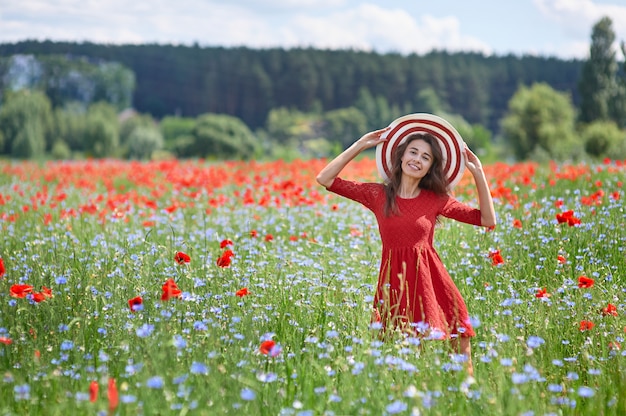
[328,177,482,338]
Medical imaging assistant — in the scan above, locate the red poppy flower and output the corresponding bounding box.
[10,284,33,298]
[250,230,258,238]
[259,340,276,355]
[556,210,581,226]
[264,234,274,242]
[0,337,12,345]
[579,320,594,331]
[108,378,119,413]
[235,287,249,297]
[128,296,143,312]
[161,279,182,301]
[33,286,52,303]
[512,219,522,229]
[535,288,550,298]
[174,251,191,264]
[0,257,5,277]
[578,276,595,288]
[489,250,504,266]
[32,286,53,303]
[220,239,233,249]
[40,286,53,298]
[609,341,621,351]
[602,303,618,317]
[557,255,567,264]
[89,380,99,403]
[216,249,234,268]
[32,289,52,303]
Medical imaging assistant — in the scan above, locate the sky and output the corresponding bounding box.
[1,0,626,60]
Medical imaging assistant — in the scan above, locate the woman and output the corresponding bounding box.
[316,128,496,376]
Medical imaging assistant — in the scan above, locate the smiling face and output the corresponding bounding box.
[400,138,433,181]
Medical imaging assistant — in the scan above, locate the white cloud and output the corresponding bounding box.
[230,4,493,55]
[534,0,626,58]
[0,0,493,55]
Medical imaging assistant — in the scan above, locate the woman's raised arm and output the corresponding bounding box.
[316,127,389,188]
[463,146,496,227]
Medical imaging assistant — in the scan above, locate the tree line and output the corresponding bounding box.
[0,16,625,162]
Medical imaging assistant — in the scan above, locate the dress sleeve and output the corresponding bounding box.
[440,195,482,226]
[327,177,382,211]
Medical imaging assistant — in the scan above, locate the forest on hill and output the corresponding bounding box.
[0,40,582,133]
[0,16,624,162]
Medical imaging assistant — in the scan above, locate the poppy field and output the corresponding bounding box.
[0,157,625,415]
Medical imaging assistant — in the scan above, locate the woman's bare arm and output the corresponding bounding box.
[464,146,496,227]
[316,127,389,188]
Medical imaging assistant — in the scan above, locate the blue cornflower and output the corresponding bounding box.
[240,388,256,401]
[547,384,563,393]
[146,376,164,389]
[190,362,209,375]
[578,386,595,398]
[526,336,545,349]
[121,395,137,403]
[75,392,90,401]
[256,372,278,383]
[60,340,74,351]
[386,400,407,414]
[326,330,339,339]
[511,373,528,384]
[173,335,187,349]
[14,384,30,400]
[500,358,513,366]
[136,323,155,338]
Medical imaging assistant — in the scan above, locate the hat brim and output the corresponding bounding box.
[375,113,466,188]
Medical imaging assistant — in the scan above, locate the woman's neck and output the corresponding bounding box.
[397,178,421,199]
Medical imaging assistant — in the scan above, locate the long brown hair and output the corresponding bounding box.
[383,133,449,216]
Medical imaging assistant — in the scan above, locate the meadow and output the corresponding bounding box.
[0,156,625,415]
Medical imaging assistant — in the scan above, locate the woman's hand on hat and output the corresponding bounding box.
[464,145,483,173]
[356,127,390,150]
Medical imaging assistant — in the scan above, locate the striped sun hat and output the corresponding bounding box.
[376,113,466,188]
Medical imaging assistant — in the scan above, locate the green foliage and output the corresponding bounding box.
[582,120,626,160]
[160,115,196,145]
[51,103,87,151]
[354,88,398,131]
[179,113,258,159]
[126,125,164,160]
[92,61,135,111]
[578,17,626,126]
[0,89,52,158]
[84,102,119,158]
[0,54,135,111]
[265,107,317,145]
[322,107,367,149]
[50,139,71,159]
[415,88,449,114]
[119,111,156,146]
[501,83,579,161]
